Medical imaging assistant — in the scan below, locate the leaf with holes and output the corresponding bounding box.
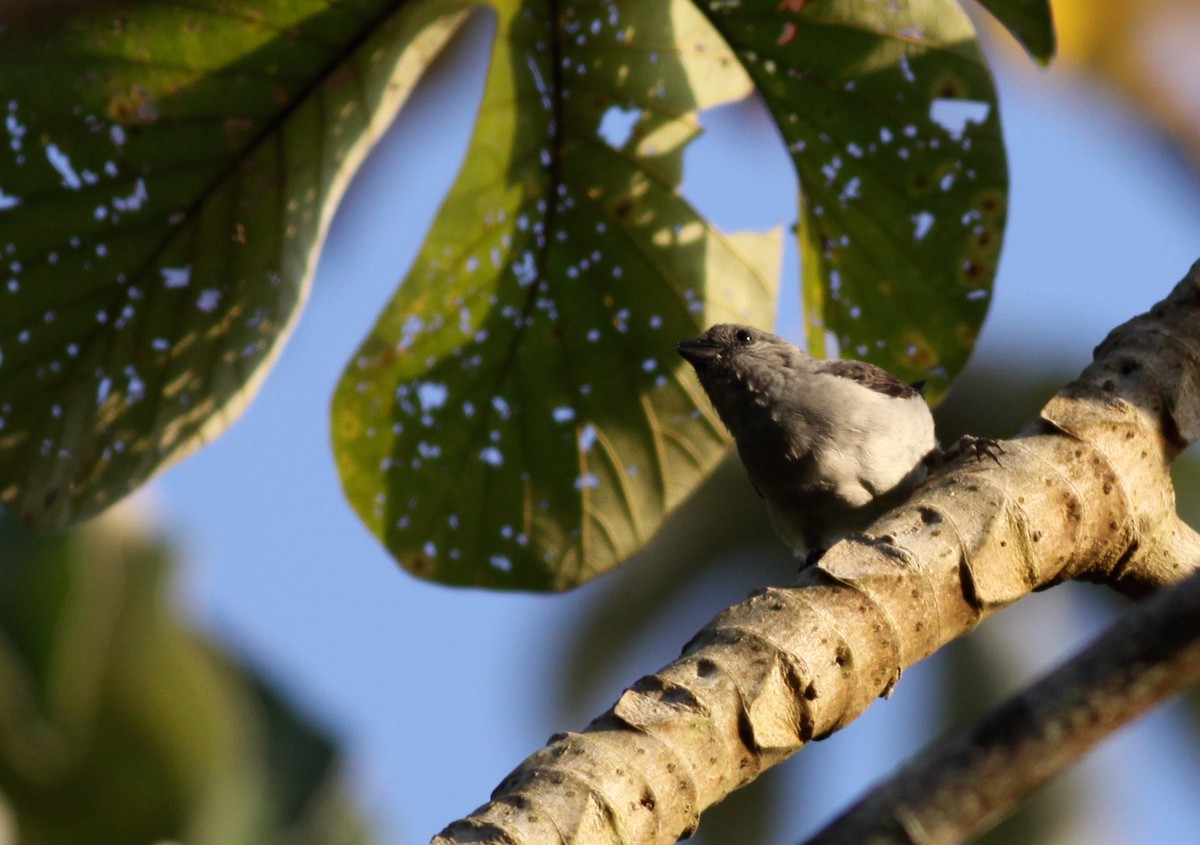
[701,0,1007,396]
[331,0,781,591]
[0,0,471,527]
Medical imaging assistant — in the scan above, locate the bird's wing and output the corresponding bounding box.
[817,359,923,399]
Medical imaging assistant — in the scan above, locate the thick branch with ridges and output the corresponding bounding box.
[431,261,1200,845]
[805,565,1200,845]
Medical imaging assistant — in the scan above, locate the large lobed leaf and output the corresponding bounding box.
[702,0,1009,394]
[0,0,470,527]
[1,0,1036,592]
[331,0,780,590]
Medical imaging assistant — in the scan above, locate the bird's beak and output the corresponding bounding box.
[676,338,720,365]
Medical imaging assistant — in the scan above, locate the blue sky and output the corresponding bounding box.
[153,14,1200,844]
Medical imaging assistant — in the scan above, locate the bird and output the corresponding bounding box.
[677,323,940,563]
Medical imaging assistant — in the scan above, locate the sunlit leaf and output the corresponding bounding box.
[975,0,1056,65]
[332,0,780,590]
[0,0,470,528]
[701,0,1006,395]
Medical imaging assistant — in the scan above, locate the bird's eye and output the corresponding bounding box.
[735,329,753,344]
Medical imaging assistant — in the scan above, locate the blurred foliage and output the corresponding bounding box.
[1173,447,1200,526]
[996,0,1200,172]
[934,622,1080,845]
[0,506,374,845]
[1168,454,1200,736]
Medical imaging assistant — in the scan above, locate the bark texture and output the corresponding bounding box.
[431,261,1200,845]
[806,567,1200,845]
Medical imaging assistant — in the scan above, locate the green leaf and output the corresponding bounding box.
[0,0,471,528]
[0,509,376,845]
[974,0,1056,66]
[701,0,1007,395]
[332,0,780,591]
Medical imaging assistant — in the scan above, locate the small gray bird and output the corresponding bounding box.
[678,323,938,562]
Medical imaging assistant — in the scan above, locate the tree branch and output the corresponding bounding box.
[430,261,1200,845]
[803,566,1200,845]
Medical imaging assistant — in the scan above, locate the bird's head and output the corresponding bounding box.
[677,323,798,374]
[677,324,805,413]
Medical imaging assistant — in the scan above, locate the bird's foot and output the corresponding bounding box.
[946,434,1004,465]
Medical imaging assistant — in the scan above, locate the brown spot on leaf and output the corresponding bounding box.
[106,84,159,124]
[409,553,434,576]
[934,76,967,99]
[976,189,1006,216]
[324,64,356,90]
[223,116,255,147]
[960,260,986,283]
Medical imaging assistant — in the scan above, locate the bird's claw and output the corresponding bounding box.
[949,434,1004,465]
